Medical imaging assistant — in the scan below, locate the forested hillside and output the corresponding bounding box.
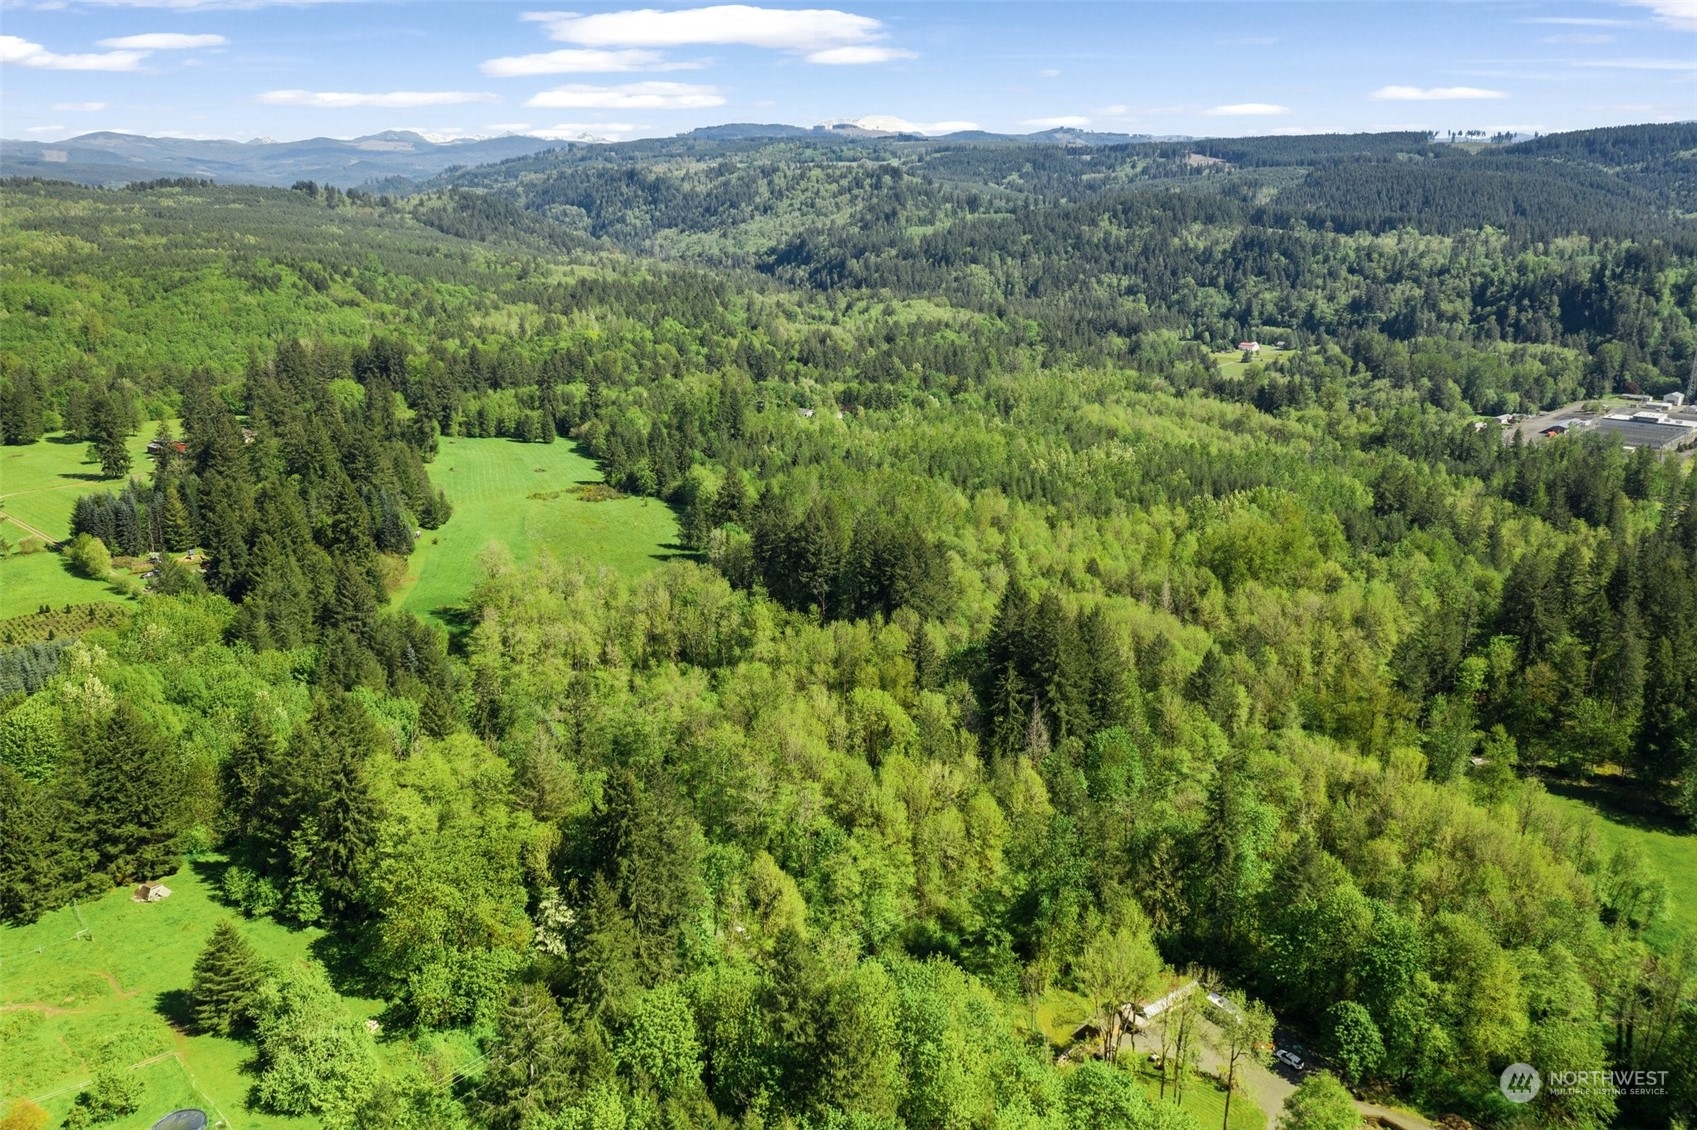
[2,124,1696,1130]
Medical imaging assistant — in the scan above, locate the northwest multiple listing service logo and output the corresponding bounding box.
[1500,1064,1541,1103]
[1500,1063,1668,1104]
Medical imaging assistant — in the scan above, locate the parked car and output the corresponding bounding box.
[1274,1048,1307,1072]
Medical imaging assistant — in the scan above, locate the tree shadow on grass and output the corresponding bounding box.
[58,471,111,483]
[430,604,478,655]
[1541,775,1690,836]
[187,857,236,907]
[649,547,700,565]
[155,986,195,1032]
[308,929,388,1002]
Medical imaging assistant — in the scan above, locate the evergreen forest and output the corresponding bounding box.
[1,123,1695,1130]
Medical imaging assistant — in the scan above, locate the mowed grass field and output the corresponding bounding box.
[0,863,385,1129]
[1544,792,1697,951]
[395,436,682,626]
[0,431,155,619]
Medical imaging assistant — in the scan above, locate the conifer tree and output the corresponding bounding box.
[0,370,46,446]
[191,919,268,1035]
[89,395,131,480]
[149,420,179,485]
[82,702,184,885]
[481,983,569,1130]
[160,482,194,552]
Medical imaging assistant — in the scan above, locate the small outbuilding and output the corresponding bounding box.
[134,881,172,903]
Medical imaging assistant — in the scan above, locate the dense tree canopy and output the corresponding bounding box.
[2,123,1695,1130]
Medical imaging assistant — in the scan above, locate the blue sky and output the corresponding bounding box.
[2,1,1693,143]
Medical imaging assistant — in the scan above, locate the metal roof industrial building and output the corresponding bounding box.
[1588,415,1697,450]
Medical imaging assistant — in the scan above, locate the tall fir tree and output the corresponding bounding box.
[191,919,268,1035]
[81,702,185,885]
[89,394,131,481]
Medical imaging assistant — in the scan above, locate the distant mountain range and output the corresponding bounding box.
[681,122,1170,145]
[0,124,1186,189]
[0,130,572,189]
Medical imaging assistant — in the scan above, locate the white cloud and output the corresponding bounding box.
[805,45,914,64]
[27,125,68,133]
[1575,56,1697,69]
[98,33,227,49]
[482,48,692,76]
[524,5,883,50]
[1623,1,1697,30]
[0,35,146,70]
[54,101,110,111]
[849,114,978,134]
[1371,85,1508,100]
[1201,102,1290,116]
[1523,15,1632,24]
[521,4,907,62]
[257,89,500,108]
[1023,115,1090,128]
[1039,68,1061,78]
[1096,103,1132,116]
[1540,32,1616,43]
[526,81,723,109]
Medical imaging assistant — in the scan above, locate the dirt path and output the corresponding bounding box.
[0,509,63,548]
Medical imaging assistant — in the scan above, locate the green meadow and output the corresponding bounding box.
[0,863,391,1129]
[0,431,155,619]
[395,436,682,627]
[0,432,682,625]
[1544,792,1697,951]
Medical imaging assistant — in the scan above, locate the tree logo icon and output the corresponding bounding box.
[1500,1063,1541,1103]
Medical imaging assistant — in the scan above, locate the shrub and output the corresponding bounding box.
[65,534,111,579]
[0,1099,50,1130]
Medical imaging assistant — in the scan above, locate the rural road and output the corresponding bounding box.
[1127,1020,1436,1130]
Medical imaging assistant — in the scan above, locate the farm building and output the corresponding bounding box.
[1589,413,1697,451]
[133,881,172,902]
[1237,341,1261,353]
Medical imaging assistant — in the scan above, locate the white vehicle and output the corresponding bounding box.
[1275,1048,1307,1072]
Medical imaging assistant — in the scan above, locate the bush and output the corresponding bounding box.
[63,1067,141,1127]
[64,534,111,579]
[0,1098,50,1130]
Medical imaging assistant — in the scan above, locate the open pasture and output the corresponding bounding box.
[394,436,682,627]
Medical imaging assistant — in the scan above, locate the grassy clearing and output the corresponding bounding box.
[0,432,158,619]
[0,537,137,620]
[0,861,387,1129]
[1543,791,1697,951]
[1027,987,1093,1049]
[0,432,155,542]
[1127,1058,1266,1130]
[395,436,682,628]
